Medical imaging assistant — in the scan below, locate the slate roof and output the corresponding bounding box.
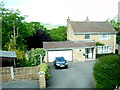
[43,41,96,49]
[0,51,17,58]
[70,21,116,33]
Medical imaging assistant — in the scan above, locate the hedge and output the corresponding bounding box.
[93,55,120,89]
[38,63,51,80]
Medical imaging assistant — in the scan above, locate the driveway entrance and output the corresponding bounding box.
[47,61,95,88]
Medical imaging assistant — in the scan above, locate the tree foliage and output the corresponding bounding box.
[25,24,51,50]
[1,2,36,50]
[27,48,46,66]
[1,2,50,67]
[47,26,67,41]
[108,17,120,44]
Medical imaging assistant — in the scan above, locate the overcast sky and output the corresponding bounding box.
[3,0,120,25]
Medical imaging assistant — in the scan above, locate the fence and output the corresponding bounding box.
[1,66,39,81]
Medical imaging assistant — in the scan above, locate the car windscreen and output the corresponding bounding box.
[55,57,65,61]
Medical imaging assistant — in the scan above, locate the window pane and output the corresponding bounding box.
[85,34,90,39]
[100,34,110,40]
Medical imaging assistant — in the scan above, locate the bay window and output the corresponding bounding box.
[97,46,111,54]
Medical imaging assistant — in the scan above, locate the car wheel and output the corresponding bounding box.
[54,66,57,69]
[65,65,68,69]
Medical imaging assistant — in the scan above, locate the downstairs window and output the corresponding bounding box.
[97,46,111,54]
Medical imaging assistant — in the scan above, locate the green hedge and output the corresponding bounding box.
[93,55,120,89]
[96,53,114,59]
[38,63,51,80]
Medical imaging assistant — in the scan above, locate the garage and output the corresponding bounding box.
[48,50,72,62]
[43,41,96,62]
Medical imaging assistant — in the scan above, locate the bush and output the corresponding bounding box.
[28,48,46,66]
[96,53,114,59]
[96,42,105,46]
[38,63,51,80]
[93,55,120,89]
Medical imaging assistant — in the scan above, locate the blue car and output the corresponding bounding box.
[53,57,68,69]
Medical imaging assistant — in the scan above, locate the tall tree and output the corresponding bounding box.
[48,26,67,41]
[1,2,35,50]
[25,25,51,50]
[108,17,120,44]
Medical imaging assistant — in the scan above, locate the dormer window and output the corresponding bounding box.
[85,34,90,39]
[100,34,110,40]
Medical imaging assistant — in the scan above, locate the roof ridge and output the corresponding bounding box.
[70,21,108,23]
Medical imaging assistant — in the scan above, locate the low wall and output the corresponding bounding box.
[1,66,39,81]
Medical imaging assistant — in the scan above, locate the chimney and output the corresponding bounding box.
[86,17,89,22]
[67,17,70,41]
[118,1,120,22]
[67,17,70,25]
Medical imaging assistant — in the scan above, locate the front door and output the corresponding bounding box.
[85,48,93,59]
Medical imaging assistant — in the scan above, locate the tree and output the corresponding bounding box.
[25,24,51,49]
[108,17,120,44]
[47,26,67,41]
[1,2,35,50]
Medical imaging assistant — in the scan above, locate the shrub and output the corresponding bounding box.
[27,48,46,66]
[96,53,114,59]
[38,63,51,80]
[96,42,105,46]
[93,55,120,89]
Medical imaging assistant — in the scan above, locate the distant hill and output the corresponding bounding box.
[41,23,66,30]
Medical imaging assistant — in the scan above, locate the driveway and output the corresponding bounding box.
[2,80,39,88]
[47,60,96,88]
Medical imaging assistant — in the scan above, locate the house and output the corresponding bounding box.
[43,17,116,62]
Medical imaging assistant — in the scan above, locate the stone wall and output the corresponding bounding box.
[1,66,39,81]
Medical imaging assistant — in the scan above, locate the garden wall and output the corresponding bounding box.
[1,66,39,81]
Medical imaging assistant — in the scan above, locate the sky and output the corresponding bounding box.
[3,0,120,25]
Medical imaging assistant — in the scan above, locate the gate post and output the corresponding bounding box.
[38,71,46,88]
[10,67,14,80]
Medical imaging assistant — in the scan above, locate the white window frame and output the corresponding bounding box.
[97,46,111,54]
[100,34,110,40]
[85,34,90,39]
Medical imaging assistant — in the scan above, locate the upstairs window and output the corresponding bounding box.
[85,34,90,39]
[100,34,110,40]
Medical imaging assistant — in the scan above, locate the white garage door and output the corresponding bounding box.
[48,50,72,62]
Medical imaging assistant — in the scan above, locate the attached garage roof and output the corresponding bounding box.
[43,41,96,49]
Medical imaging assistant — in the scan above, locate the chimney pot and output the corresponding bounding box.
[67,17,70,25]
[86,16,89,22]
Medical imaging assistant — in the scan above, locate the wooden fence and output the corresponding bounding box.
[1,66,39,81]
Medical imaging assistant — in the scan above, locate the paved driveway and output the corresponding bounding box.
[2,80,39,88]
[47,60,96,88]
